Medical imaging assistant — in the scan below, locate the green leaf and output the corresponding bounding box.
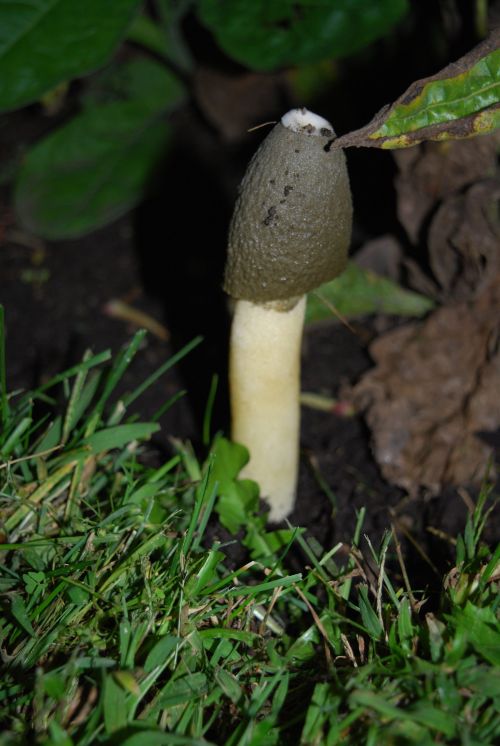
[43,671,66,699]
[120,732,214,746]
[157,672,209,708]
[14,102,167,239]
[349,690,456,737]
[397,596,414,648]
[83,423,160,453]
[0,0,142,112]
[458,665,500,697]
[216,479,259,534]
[375,57,499,142]
[358,585,383,640]
[199,628,258,645]
[103,673,128,734]
[197,0,408,71]
[144,636,180,674]
[10,595,35,637]
[186,549,225,596]
[47,721,74,746]
[425,614,445,663]
[215,668,242,704]
[114,670,140,696]
[335,32,500,149]
[15,59,184,239]
[82,57,184,112]
[305,262,434,323]
[209,436,249,492]
[456,602,500,666]
[23,570,46,595]
[207,436,259,532]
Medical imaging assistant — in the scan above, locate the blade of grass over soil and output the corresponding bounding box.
[0,330,498,745]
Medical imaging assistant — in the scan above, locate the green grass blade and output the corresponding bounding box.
[86,329,147,434]
[120,334,203,411]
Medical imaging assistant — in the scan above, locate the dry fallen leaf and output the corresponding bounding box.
[193,67,287,142]
[395,133,499,242]
[352,274,500,494]
[395,131,500,302]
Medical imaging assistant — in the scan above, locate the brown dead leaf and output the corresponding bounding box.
[193,67,287,142]
[427,179,500,301]
[352,274,500,494]
[395,130,500,303]
[394,134,500,245]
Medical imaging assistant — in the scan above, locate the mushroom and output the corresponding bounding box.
[224,108,352,521]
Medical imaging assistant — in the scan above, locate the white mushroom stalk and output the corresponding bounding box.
[224,108,352,521]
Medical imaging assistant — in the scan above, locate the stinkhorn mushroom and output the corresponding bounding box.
[224,108,352,521]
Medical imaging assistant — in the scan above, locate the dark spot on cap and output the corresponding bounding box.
[294,149,300,153]
[269,178,275,185]
[320,127,333,137]
[284,185,293,196]
[263,205,277,226]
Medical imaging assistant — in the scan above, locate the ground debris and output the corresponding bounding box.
[351,274,500,494]
[394,131,500,302]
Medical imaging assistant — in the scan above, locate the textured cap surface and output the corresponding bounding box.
[224,119,352,303]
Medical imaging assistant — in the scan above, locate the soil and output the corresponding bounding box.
[1,3,498,592]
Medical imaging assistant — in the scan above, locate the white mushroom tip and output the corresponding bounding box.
[281,107,334,137]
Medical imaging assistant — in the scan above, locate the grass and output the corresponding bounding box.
[0,306,499,745]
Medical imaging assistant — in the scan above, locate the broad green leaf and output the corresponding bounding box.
[15,102,168,239]
[103,673,128,734]
[15,103,168,239]
[0,0,142,112]
[23,570,46,596]
[83,423,160,453]
[10,595,35,637]
[335,32,500,149]
[456,602,500,666]
[43,672,66,700]
[209,436,249,492]
[82,57,184,112]
[15,59,184,239]
[207,436,259,532]
[306,262,434,323]
[197,0,408,71]
[216,479,259,534]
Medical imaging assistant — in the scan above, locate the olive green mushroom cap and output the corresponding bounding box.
[224,108,352,304]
